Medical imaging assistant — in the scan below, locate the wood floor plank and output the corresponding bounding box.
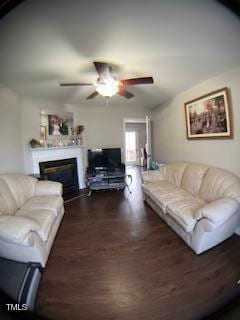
[36,167,240,320]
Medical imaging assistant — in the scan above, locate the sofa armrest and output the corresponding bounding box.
[35,181,63,196]
[0,215,40,246]
[141,170,166,183]
[194,198,239,227]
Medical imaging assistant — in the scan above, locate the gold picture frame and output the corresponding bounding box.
[40,126,47,140]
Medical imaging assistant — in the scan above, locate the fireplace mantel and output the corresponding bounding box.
[31,146,86,189]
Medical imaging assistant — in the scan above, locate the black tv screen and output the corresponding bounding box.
[88,148,121,169]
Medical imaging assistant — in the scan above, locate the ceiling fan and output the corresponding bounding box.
[59,61,154,99]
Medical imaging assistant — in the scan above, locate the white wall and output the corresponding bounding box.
[152,66,240,177]
[21,98,149,172]
[67,105,148,150]
[0,85,24,172]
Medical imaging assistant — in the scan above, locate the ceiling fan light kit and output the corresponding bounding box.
[60,61,154,100]
[95,78,120,97]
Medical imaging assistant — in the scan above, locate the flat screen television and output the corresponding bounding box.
[88,148,122,169]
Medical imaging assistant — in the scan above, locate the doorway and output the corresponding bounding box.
[123,118,149,167]
[125,130,139,165]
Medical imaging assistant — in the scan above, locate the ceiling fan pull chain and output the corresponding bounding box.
[105,98,110,107]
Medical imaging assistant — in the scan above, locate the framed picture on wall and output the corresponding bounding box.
[40,125,47,140]
[41,110,74,140]
[184,87,232,139]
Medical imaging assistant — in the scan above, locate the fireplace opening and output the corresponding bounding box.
[39,158,79,197]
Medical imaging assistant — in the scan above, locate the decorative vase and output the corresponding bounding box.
[76,134,83,145]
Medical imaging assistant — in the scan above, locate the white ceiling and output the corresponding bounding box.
[0,0,240,109]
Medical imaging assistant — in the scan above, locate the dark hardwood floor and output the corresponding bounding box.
[36,166,240,320]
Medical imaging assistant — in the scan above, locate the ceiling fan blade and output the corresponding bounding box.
[118,88,134,99]
[93,62,111,79]
[86,91,99,99]
[60,83,93,86]
[121,77,154,86]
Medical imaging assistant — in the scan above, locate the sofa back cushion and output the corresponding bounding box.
[181,164,209,197]
[199,167,240,203]
[0,179,18,215]
[0,174,37,208]
[161,162,188,187]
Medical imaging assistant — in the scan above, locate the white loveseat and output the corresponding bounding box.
[0,174,64,267]
[142,162,240,254]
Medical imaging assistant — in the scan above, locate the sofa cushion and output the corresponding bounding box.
[160,162,188,187]
[0,179,18,215]
[16,209,56,242]
[199,168,240,203]
[181,164,209,197]
[166,196,206,232]
[150,187,189,213]
[21,196,63,217]
[141,170,166,183]
[142,180,174,195]
[0,174,37,208]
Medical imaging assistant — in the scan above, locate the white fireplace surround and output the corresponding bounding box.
[30,146,86,189]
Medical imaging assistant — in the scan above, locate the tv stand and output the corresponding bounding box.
[86,166,132,196]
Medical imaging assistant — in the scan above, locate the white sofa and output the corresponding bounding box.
[142,162,240,254]
[0,174,64,267]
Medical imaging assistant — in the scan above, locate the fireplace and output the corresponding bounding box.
[39,158,79,196]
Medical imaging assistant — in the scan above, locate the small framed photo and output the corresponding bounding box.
[184,87,232,139]
[40,126,47,140]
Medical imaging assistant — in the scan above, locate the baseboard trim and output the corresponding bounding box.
[235,226,240,236]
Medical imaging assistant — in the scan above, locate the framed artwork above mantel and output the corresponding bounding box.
[40,110,74,141]
[184,87,232,139]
